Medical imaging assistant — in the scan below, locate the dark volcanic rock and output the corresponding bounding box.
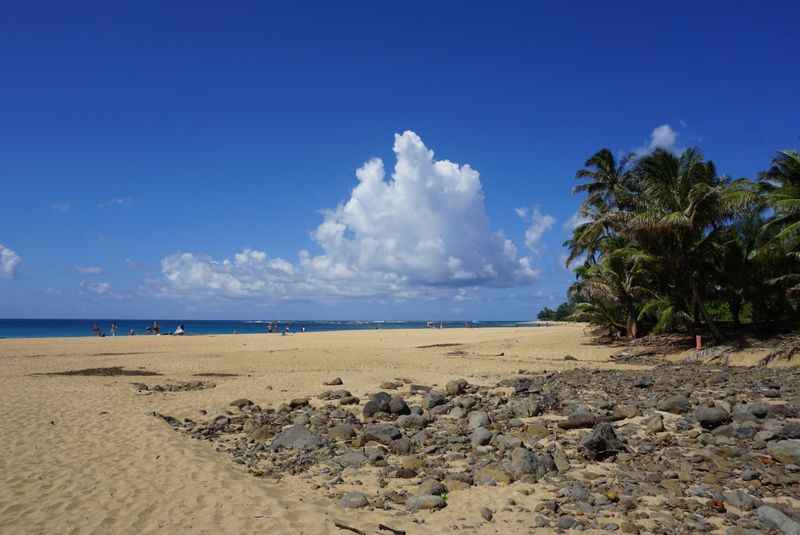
[270,425,324,451]
[657,394,691,414]
[363,423,402,445]
[695,406,731,430]
[580,423,626,460]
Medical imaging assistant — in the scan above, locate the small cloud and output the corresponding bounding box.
[125,258,143,270]
[517,207,555,252]
[563,210,591,231]
[98,196,132,208]
[51,202,71,213]
[679,119,688,128]
[635,124,678,156]
[76,265,103,275]
[560,252,587,272]
[0,243,22,279]
[80,280,129,300]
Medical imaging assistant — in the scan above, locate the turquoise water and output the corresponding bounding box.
[0,319,533,339]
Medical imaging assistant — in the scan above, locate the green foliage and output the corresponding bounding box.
[563,145,800,339]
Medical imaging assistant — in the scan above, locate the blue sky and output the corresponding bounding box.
[1,2,798,320]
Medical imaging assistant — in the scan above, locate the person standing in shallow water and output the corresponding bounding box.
[110,321,118,337]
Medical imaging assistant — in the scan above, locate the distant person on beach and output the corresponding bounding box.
[111,321,118,337]
[91,323,101,336]
[174,324,185,336]
[129,329,135,336]
[153,321,160,335]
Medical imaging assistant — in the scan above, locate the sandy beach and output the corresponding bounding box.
[0,324,794,535]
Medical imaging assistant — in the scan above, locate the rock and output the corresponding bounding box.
[210,414,230,431]
[363,423,402,445]
[380,381,402,390]
[511,397,542,418]
[757,505,800,535]
[782,422,800,439]
[271,425,324,451]
[613,404,640,420]
[768,440,800,465]
[580,423,626,460]
[289,398,309,409]
[417,478,447,496]
[558,413,597,430]
[468,410,490,430]
[475,464,513,485]
[230,398,253,409]
[446,378,468,396]
[391,437,413,454]
[363,400,382,418]
[508,447,555,480]
[339,491,369,509]
[563,355,577,361]
[324,377,343,386]
[646,414,665,433]
[335,450,368,467]
[407,494,446,512]
[553,447,570,472]
[370,392,392,412]
[634,376,655,388]
[339,395,359,406]
[722,489,760,511]
[471,427,493,448]
[557,516,577,529]
[658,394,691,414]
[455,395,478,409]
[480,506,493,521]
[423,390,446,410]
[695,406,731,430]
[397,414,429,429]
[388,395,410,415]
[329,423,356,441]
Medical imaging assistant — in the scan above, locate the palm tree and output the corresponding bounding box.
[761,150,800,252]
[569,243,652,338]
[621,148,757,340]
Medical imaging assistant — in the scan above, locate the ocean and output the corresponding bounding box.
[0,319,534,339]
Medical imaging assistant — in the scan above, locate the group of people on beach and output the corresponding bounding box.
[90,321,185,337]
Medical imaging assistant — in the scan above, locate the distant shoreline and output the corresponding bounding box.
[0,319,543,340]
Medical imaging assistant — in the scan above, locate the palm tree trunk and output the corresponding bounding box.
[693,285,723,341]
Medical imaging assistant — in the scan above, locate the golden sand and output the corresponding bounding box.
[0,324,767,534]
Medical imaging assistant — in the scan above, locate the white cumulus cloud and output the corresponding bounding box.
[563,210,591,231]
[636,124,678,156]
[155,131,541,301]
[0,244,22,278]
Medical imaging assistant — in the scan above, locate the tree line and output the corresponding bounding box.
[558,145,800,340]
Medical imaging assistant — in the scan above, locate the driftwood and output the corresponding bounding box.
[333,522,367,535]
[378,524,406,535]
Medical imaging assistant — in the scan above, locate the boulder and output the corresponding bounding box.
[423,390,446,409]
[768,440,800,465]
[468,411,490,430]
[695,406,731,430]
[339,491,369,509]
[657,394,691,414]
[389,395,411,415]
[580,423,626,460]
[270,425,324,451]
[471,427,493,448]
[363,423,402,445]
[407,495,446,512]
[230,398,253,409]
